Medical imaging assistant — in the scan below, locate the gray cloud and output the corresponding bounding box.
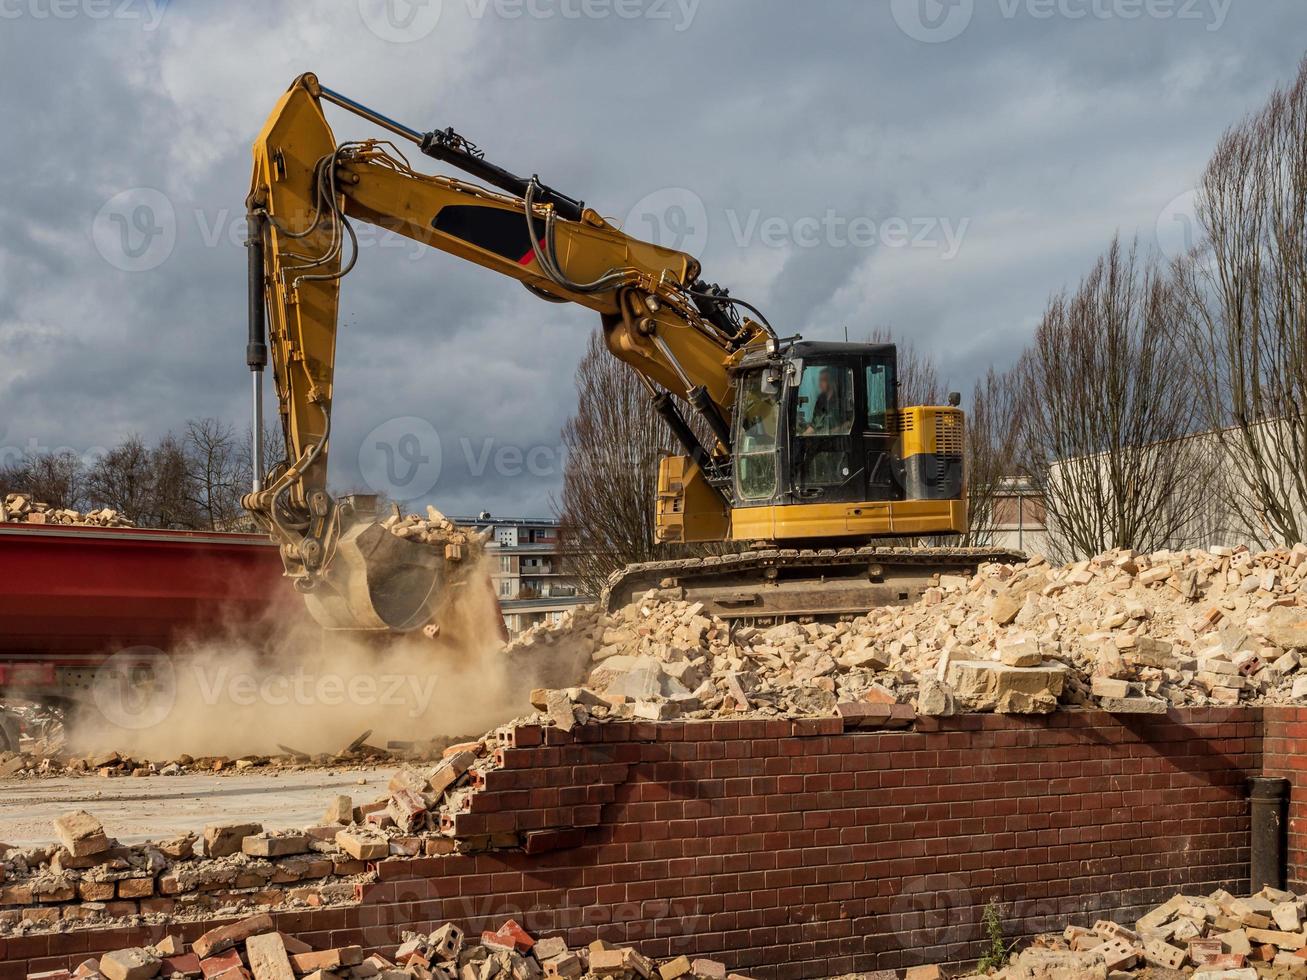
[1,0,1303,515]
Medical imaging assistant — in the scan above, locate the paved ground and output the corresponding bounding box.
[0,767,394,846]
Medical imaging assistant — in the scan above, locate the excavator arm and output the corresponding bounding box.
[244,73,771,631]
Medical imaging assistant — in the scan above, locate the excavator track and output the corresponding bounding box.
[603,546,1027,624]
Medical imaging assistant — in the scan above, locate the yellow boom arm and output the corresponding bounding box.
[243,73,769,627]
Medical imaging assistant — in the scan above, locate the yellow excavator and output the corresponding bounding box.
[243,73,1018,633]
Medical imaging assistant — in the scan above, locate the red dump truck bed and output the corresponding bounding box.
[0,522,291,676]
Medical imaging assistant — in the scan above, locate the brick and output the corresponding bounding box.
[244,935,294,980]
[241,835,310,858]
[160,955,201,978]
[430,924,464,961]
[533,938,568,963]
[288,948,363,973]
[1144,939,1187,970]
[322,796,353,825]
[117,878,154,899]
[904,968,943,980]
[199,952,242,979]
[193,913,275,959]
[1246,928,1305,950]
[203,824,262,859]
[543,955,581,980]
[99,949,159,980]
[690,961,726,980]
[657,956,691,980]
[335,830,388,861]
[54,811,111,857]
[429,752,476,796]
[1090,938,1137,971]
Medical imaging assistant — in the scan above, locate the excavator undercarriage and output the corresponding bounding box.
[605,546,1025,623]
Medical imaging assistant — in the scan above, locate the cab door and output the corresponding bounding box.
[861,358,900,501]
[789,361,864,504]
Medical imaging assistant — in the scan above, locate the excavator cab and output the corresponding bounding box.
[656,341,968,545]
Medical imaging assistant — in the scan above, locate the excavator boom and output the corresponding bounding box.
[244,73,1012,634]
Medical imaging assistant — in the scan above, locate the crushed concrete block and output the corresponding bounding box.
[946,660,1067,714]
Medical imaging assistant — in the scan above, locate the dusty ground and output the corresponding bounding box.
[0,766,394,847]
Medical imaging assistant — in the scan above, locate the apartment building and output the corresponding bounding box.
[457,513,592,636]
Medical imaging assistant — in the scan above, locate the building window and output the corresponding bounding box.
[499,556,512,572]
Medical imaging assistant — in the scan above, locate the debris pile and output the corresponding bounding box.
[1,494,133,527]
[1004,885,1307,980]
[0,733,476,781]
[514,545,1307,723]
[383,506,485,563]
[29,912,747,980]
[0,734,515,933]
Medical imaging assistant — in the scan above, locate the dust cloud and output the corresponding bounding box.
[68,557,580,760]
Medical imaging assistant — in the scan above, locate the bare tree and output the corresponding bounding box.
[85,436,155,520]
[0,450,88,510]
[557,330,719,597]
[1019,236,1211,560]
[184,418,246,530]
[869,327,943,406]
[1177,54,1307,546]
[963,366,1023,547]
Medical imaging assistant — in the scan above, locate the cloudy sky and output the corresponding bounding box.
[1,0,1303,517]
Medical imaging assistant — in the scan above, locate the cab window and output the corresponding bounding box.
[794,365,855,436]
[734,372,779,501]
[865,361,895,432]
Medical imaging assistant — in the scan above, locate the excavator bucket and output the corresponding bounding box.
[302,518,449,632]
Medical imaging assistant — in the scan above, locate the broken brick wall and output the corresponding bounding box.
[1260,706,1307,891]
[1,709,1262,980]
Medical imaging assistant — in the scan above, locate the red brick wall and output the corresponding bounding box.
[1260,706,1307,890]
[0,709,1263,980]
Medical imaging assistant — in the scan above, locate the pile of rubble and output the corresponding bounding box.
[30,912,748,980]
[514,545,1307,724]
[0,734,517,932]
[0,733,477,781]
[383,507,484,563]
[0,494,133,527]
[1005,885,1307,980]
